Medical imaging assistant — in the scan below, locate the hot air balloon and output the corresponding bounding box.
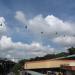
[0,23,2,26]
[41,32,43,34]
[55,32,58,35]
[25,25,27,29]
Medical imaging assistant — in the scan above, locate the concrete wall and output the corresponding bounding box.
[24,60,75,69]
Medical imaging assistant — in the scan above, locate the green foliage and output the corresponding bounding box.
[14,47,75,75]
[19,52,69,62]
[55,52,69,58]
[0,59,15,75]
[19,59,27,67]
[67,47,75,55]
[12,63,22,75]
[0,65,3,75]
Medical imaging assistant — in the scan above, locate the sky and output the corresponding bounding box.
[0,0,75,61]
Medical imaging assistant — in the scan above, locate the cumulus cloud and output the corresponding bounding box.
[53,36,75,47]
[0,17,7,33]
[14,11,75,52]
[15,11,28,25]
[0,36,55,59]
[6,54,17,62]
[15,11,75,38]
[29,15,75,37]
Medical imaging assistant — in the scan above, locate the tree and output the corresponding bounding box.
[19,59,27,68]
[67,47,75,55]
[55,52,69,58]
[12,63,22,75]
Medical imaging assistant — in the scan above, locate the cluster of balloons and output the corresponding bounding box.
[24,25,66,37]
[0,23,72,38]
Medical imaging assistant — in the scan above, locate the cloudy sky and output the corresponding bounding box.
[0,0,75,61]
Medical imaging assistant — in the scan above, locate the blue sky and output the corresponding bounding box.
[0,0,75,61]
[1,0,75,19]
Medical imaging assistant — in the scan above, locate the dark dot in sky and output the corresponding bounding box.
[41,32,43,34]
[64,35,65,37]
[56,32,58,35]
[25,25,27,29]
[0,23,2,26]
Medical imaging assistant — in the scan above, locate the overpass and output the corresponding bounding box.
[24,56,75,74]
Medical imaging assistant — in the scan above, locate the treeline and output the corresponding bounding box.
[18,47,75,65]
[28,47,75,61]
[28,52,68,61]
[9,47,75,75]
[0,58,15,75]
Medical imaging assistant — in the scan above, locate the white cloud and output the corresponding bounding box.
[0,36,55,60]
[15,11,28,25]
[45,15,73,33]
[53,36,75,47]
[29,15,74,37]
[0,17,7,33]
[15,11,75,38]
[14,11,75,52]
[6,54,11,58]
[6,54,17,62]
